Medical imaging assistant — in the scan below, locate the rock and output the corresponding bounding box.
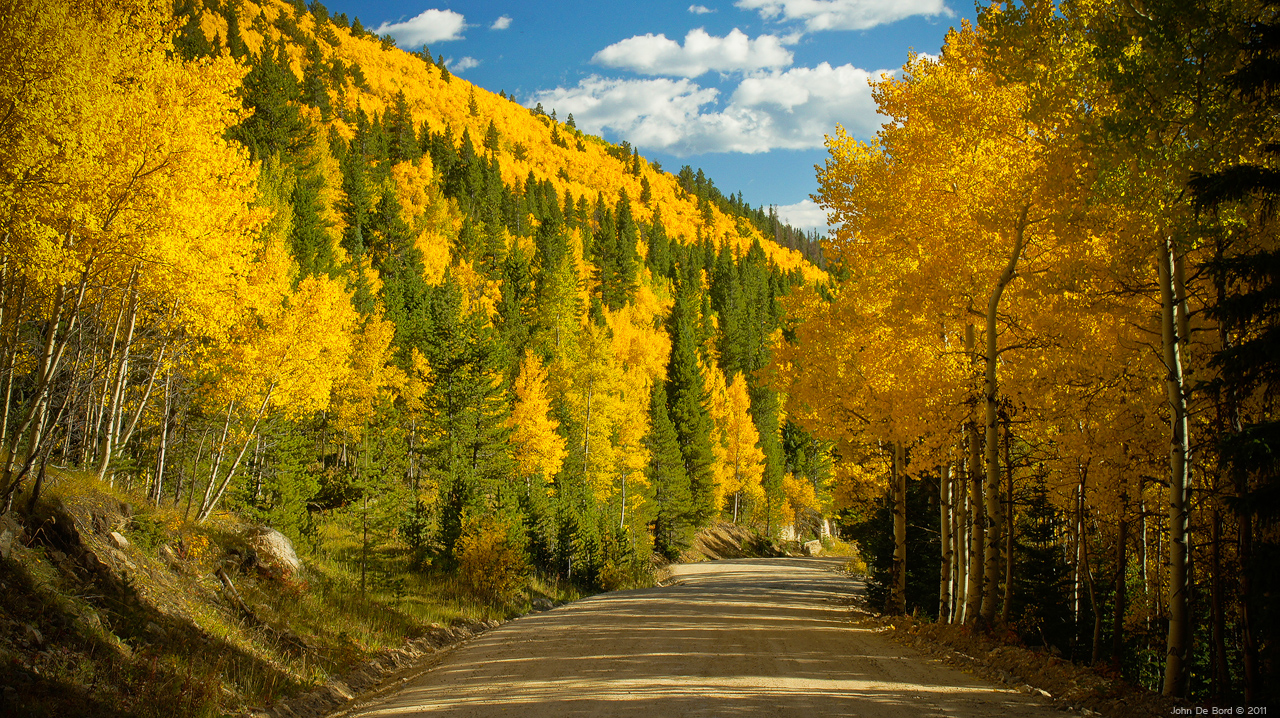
[158,544,180,568]
[802,539,823,556]
[245,526,301,579]
[23,624,43,647]
[108,531,130,550]
[0,513,23,560]
[532,598,554,611]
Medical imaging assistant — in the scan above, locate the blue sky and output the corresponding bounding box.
[322,0,969,230]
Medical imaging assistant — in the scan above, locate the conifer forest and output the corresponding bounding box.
[0,0,1276,714]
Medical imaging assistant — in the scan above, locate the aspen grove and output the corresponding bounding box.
[774,2,1278,704]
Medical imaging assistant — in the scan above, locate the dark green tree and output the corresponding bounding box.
[645,384,693,559]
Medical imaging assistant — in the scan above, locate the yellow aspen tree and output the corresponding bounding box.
[508,353,567,484]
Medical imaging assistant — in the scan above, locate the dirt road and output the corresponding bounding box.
[347,558,1067,717]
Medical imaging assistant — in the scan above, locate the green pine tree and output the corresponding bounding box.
[666,271,717,524]
[645,383,693,559]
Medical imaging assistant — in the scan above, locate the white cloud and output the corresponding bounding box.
[774,199,829,231]
[490,15,512,30]
[374,8,466,47]
[593,28,792,78]
[689,4,715,12]
[735,0,951,32]
[448,56,481,73]
[530,62,888,155]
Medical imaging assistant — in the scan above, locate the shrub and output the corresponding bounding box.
[456,515,527,602]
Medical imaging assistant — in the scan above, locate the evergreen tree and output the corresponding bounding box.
[224,6,247,59]
[422,272,514,561]
[289,157,335,278]
[645,383,693,559]
[387,90,418,163]
[666,269,717,524]
[646,208,671,279]
[338,147,372,256]
[1012,476,1073,651]
[172,0,213,61]
[300,41,331,119]
[232,39,311,159]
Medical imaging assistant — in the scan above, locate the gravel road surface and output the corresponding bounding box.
[348,557,1066,717]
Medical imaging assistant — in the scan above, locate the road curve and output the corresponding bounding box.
[349,557,1065,718]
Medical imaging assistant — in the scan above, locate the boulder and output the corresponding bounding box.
[802,539,823,557]
[245,526,301,579]
[108,531,130,550]
[0,513,23,560]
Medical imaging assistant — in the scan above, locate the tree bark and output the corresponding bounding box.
[96,267,140,483]
[1158,235,1191,697]
[981,205,1027,626]
[965,323,985,626]
[939,462,953,622]
[953,446,968,623]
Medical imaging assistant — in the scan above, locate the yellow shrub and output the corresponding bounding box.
[456,516,528,602]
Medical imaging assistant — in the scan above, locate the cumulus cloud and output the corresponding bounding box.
[774,199,829,231]
[735,0,951,32]
[490,15,512,30]
[374,8,466,47]
[448,56,481,72]
[689,4,714,12]
[592,28,792,78]
[528,62,890,155]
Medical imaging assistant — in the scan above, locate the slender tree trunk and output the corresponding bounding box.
[953,449,967,623]
[96,268,140,483]
[153,369,172,505]
[940,462,953,622]
[981,206,1027,626]
[2,270,87,496]
[890,441,906,615]
[0,273,25,447]
[964,324,984,625]
[196,385,274,523]
[1002,413,1014,624]
[1158,235,1191,698]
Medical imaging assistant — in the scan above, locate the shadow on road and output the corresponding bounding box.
[354,558,1058,718]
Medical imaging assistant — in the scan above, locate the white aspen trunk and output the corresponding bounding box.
[940,462,953,622]
[1002,426,1015,624]
[964,323,985,626]
[96,270,139,483]
[118,343,165,453]
[197,399,237,519]
[1158,236,1191,697]
[953,450,968,623]
[3,270,86,490]
[197,385,275,523]
[153,369,172,505]
[0,272,24,447]
[982,206,1028,625]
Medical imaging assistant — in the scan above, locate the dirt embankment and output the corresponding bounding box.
[867,614,1190,718]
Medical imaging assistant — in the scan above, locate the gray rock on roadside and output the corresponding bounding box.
[802,539,823,556]
[245,526,301,579]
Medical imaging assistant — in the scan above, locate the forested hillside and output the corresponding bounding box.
[0,0,831,602]
[774,3,1278,706]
